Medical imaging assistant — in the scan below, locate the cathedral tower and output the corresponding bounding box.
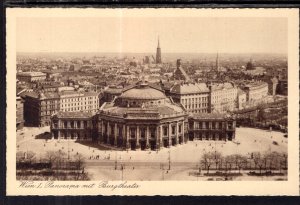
[156,37,162,64]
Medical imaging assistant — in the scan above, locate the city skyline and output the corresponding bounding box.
[17,17,287,54]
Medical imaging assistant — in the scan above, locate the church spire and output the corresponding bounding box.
[156,36,162,64]
[216,52,219,72]
[157,36,160,48]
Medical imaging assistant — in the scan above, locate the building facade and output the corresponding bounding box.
[16,96,24,130]
[188,113,236,141]
[24,92,60,127]
[51,112,97,141]
[209,82,238,113]
[99,85,123,106]
[60,91,99,113]
[237,88,247,110]
[169,82,210,114]
[50,81,236,151]
[23,90,99,127]
[17,72,47,82]
[242,82,269,104]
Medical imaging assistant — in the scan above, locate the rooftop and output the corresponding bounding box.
[120,83,166,100]
[170,83,209,94]
[190,113,232,120]
[54,111,94,119]
[17,72,46,77]
[211,82,235,91]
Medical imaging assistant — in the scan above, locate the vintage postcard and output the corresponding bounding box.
[6,8,299,195]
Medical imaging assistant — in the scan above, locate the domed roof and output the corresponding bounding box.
[120,83,166,100]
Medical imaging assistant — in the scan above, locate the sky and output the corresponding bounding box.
[16,17,287,54]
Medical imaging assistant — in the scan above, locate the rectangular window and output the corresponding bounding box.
[172,126,175,135]
[141,128,146,138]
[163,127,168,136]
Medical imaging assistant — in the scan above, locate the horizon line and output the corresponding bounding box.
[16,51,287,55]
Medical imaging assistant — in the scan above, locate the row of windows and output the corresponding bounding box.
[184,104,208,109]
[62,107,96,112]
[181,97,208,104]
[61,101,98,107]
[41,101,59,105]
[61,96,98,102]
[192,110,208,113]
[194,122,233,129]
[163,125,182,136]
[40,111,56,116]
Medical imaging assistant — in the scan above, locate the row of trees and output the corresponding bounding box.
[16,150,88,180]
[200,151,287,175]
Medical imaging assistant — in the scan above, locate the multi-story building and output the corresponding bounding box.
[50,81,236,151]
[51,111,97,141]
[23,90,99,127]
[17,72,46,82]
[188,113,236,141]
[242,81,269,104]
[209,82,238,113]
[16,96,24,130]
[59,90,99,113]
[277,79,287,96]
[237,88,247,110]
[169,82,210,114]
[99,85,123,105]
[24,92,60,127]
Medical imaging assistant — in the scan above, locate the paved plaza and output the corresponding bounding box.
[17,126,288,181]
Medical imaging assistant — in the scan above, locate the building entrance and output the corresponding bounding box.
[150,141,156,150]
[163,139,168,148]
[140,141,146,150]
[130,141,136,150]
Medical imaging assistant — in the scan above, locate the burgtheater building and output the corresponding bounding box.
[98,82,188,150]
[51,81,236,151]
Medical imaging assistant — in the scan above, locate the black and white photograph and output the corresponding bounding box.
[6,8,299,195]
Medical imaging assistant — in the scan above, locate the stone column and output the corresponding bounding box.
[176,122,179,145]
[136,125,140,149]
[122,124,126,147]
[126,125,130,149]
[182,120,185,143]
[107,121,110,144]
[156,125,160,150]
[114,123,118,147]
[146,126,150,149]
[168,123,172,147]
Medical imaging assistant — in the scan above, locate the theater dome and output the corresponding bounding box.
[120,83,166,100]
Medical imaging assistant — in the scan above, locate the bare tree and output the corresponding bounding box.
[26,151,36,163]
[214,151,222,171]
[200,152,215,174]
[45,150,58,165]
[16,151,25,163]
[252,152,266,175]
[224,155,235,174]
[265,151,280,173]
[232,154,248,174]
[279,152,288,173]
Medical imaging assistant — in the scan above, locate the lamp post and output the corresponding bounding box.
[168,150,171,170]
[115,151,117,170]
